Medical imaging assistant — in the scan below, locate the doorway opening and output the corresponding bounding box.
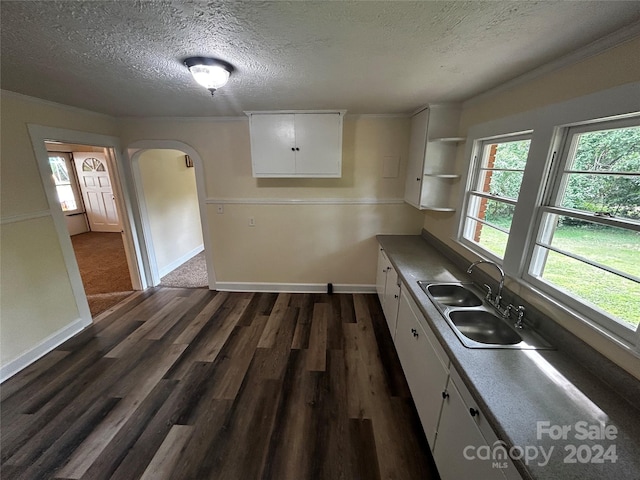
[133,148,208,289]
[45,141,136,316]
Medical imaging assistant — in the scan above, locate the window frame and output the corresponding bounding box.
[455,82,640,355]
[524,116,640,344]
[459,131,533,263]
[48,152,84,216]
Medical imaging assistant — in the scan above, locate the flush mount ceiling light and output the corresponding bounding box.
[184,57,234,96]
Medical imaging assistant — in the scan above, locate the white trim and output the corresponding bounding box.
[1,89,114,119]
[205,197,405,206]
[345,113,410,119]
[511,276,640,359]
[119,116,245,123]
[129,153,161,286]
[28,126,146,295]
[244,110,347,116]
[216,282,376,294]
[463,22,640,107]
[0,317,89,383]
[0,210,51,225]
[98,113,411,122]
[158,244,204,278]
[126,140,217,290]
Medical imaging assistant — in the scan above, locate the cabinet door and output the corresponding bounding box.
[433,377,506,480]
[395,290,449,448]
[404,108,429,208]
[250,114,296,176]
[382,265,400,336]
[294,114,342,176]
[376,247,389,304]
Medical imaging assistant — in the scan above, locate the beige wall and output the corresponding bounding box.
[138,149,203,275]
[422,38,640,378]
[120,115,424,286]
[0,92,118,369]
[460,36,640,131]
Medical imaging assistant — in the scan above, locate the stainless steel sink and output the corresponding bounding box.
[425,283,483,307]
[449,310,522,345]
[419,281,553,350]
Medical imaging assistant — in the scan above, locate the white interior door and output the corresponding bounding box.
[74,152,121,232]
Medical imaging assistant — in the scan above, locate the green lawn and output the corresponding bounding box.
[476,224,639,327]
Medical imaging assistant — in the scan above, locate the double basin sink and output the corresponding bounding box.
[419,282,553,350]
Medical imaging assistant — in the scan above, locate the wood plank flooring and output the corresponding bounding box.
[1,288,439,480]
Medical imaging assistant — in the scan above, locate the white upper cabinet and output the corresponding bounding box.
[404,105,464,211]
[247,111,345,178]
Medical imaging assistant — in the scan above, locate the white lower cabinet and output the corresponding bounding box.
[379,282,521,480]
[375,247,389,302]
[433,367,516,480]
[382,266,400,333]
[395,289,449,448]
[376,247,400,338]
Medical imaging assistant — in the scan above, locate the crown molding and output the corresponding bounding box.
[118,115,245,123]
[206,197,405,206]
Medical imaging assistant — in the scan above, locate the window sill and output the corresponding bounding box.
[511,275,640,360]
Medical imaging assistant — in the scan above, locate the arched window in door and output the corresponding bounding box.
[82,157,106,172]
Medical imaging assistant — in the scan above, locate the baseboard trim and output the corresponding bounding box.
[158,244,204,278]
[215,282,376,294]
[0,316,90,383]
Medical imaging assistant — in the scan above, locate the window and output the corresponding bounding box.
[527,118,640,341]
[48,153,83,215]
[461,134,532,260]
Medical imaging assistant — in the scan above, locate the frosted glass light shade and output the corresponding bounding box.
[184,57,233,94]
[189,64,230,89]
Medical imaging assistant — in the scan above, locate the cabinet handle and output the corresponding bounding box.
[411,328,418,338]
[469,407,479,417]
[394,294,398,299]
[442,391,449,399]
[291,147,295,151]
[296,147,300,151]
[416,177,420,181]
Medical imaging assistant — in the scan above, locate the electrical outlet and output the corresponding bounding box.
[249,217,255,227]
[217,204,224,214]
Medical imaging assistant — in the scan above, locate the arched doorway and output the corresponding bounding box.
[126,141,216,290]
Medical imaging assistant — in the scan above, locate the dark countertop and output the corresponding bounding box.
[377,234,640,480]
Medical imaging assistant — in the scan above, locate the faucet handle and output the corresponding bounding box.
[514,305,526,329]
[482,284,492,300]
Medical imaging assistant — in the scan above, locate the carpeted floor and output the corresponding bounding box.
[160,251,208,288]
[71,232,135,316]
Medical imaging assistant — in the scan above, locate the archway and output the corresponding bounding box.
[126,141,216,290]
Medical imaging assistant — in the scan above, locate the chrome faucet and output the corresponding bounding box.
[467,260,506,313]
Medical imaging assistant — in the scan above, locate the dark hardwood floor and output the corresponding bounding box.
[1,288,439,480]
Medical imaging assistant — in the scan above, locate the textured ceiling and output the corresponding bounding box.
[1,1,639,117]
